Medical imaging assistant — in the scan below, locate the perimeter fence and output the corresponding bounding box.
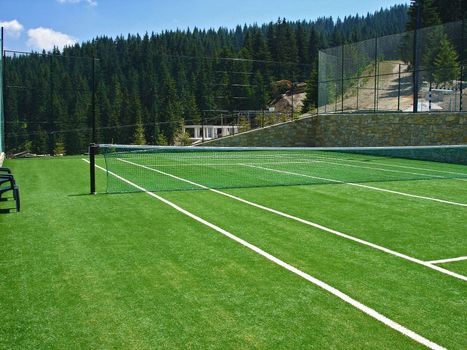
[318,20,466,114]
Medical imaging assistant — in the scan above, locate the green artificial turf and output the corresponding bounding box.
[0,155,466,349]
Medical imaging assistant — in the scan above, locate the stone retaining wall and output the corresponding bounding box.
[201,112,467,147]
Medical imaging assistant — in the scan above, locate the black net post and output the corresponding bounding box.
[89,143,97,194]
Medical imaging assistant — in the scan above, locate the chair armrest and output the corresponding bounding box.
[0,167,11,173]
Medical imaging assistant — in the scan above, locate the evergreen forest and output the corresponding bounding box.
[2,1,465,154]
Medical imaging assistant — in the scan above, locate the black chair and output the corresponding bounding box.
[0,167,11,185]
[0,168,20,212]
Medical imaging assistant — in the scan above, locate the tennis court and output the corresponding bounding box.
[88,144,466,349]
[1,145,466,349]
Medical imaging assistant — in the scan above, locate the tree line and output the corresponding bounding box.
[2,4,427,154]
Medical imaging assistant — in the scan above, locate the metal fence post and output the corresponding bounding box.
[412,0,422,113]
[397,64,401,111]
[460,18,465,111]
[341,45,344,113]
[356,77,359,111]
[429,77,432,112]
[374,36,378,113]
[291,83,294,120]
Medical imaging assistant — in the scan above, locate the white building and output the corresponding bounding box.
[183,125,240,142]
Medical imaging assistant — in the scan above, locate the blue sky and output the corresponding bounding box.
[1,0,409,52]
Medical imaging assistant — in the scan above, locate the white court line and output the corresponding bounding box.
[117,158,467,282]
[82,158,445,350]
[244,164,467,208]
[144,161,313,167]
[429,256,467,265]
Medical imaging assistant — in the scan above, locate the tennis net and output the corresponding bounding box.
[94,144,467,193]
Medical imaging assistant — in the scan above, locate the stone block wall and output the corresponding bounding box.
[201,112,466,148]
[201,114,316,147]
[313,113,466,147]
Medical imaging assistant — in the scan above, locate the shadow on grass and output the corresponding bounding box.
[73,175,466,197]
[67,193,95,197]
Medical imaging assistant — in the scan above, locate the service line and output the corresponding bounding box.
[429,256,467,265]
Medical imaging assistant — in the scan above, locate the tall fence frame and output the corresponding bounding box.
[318,20,466,114]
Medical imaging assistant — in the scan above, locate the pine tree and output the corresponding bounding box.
[432,37,460,86]
[302,63,319,112]
[53,137,66,156]
[155,133,168,146]
[133,118,147,145]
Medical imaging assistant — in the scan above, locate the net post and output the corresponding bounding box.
[89,143,97,195]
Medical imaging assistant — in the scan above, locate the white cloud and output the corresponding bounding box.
[27,27,77,51]
[0,19,24,39]
[57,0,97,6]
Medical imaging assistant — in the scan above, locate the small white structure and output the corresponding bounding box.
[183,125,240,142]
